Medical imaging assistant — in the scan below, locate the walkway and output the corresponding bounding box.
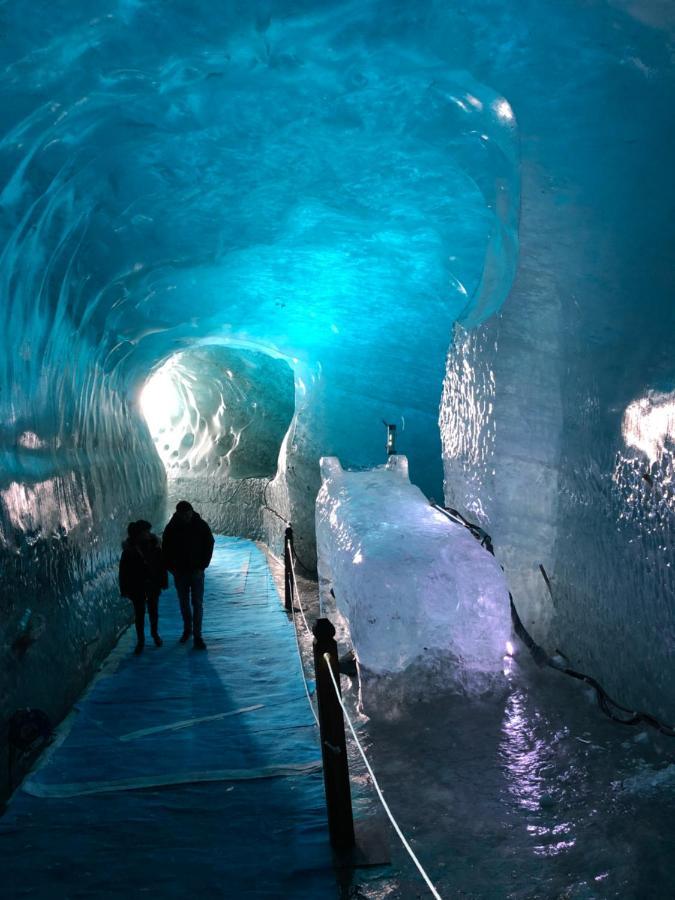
[1,537,337,898]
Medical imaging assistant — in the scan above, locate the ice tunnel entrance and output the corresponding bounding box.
[140,345,295,537]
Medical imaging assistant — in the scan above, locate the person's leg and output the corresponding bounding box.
[174,572,192,640]
[147,592,162,646]
[130,596,145,653]
[191,570,205,647]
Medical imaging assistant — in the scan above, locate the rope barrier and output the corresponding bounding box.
[323,653,443,900]
[262,483,316,574]
[287,524,442,896]
[288,552,313,639]
[285,539,317,577]
[284,537,319,727]
[289,596,319,728]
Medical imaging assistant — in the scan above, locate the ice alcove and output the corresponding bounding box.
[140,345,295,536]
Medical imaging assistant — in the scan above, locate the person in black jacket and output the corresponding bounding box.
[119,520,168,655]
[162,501,214,650]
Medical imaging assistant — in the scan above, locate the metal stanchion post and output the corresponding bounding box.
[284,526,293,613]
[312,618,355,852]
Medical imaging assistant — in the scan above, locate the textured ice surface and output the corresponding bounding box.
[141,346,294,536]
[0,1,517,786]
[316,456,512,686]
[1,0,674,786]
[438,3,675,718]
[142,347,294,480]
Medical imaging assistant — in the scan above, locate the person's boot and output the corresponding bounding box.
[152,632,163,647]
[179,629,191,644]
[134,622,145,655]
[193,636,207,650]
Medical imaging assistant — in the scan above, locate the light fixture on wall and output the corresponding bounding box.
[383,420,397,457]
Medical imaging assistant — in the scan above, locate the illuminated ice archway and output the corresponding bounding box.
[140,346,296,481]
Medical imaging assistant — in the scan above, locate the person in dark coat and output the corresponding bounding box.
[119,520,168,654]
[162,501,214,650]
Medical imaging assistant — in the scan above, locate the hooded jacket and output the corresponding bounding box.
[119,534,168,599]
[162,512,215,575]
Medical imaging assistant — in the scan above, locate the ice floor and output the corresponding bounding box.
[289,582,675,899]
[342,654,675,899]
[0,537,337,899]
[4,538,675,900]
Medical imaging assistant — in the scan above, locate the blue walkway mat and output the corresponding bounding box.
[1,537,337,898]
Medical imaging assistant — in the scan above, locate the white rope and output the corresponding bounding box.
[286,554,319,727]
[288,546,442,896]
[290,602,319,726]
[288,552,313,638]
[323,653,443,900]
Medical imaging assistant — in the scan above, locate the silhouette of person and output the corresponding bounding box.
[162,501,214,650]
[119,520,168,654]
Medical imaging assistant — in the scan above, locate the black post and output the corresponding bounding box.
[312,618,356,852]
[284,526,293,612]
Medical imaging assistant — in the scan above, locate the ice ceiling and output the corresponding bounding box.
[1,0,674,732]
[0,0,518,502]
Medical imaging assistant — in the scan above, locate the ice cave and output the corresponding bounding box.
[1,1,674,897]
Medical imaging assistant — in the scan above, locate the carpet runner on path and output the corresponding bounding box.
[1,536,336,898]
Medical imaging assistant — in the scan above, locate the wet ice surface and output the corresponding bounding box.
[289,578,675,899]
[1,538,335,899]
[316,456,511,688]
[355,661,675,898]
[0,0,519,750]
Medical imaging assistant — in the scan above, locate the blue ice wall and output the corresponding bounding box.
[438,2,675,717]
[144,345,295,536]
[0,0,518,487]
[1,0,672,742]
[0,0,517,769]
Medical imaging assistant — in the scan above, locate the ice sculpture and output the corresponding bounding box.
[0,3,517,775]
[437,5,675,719]
[316,456,512,687]
[1,0,673,790]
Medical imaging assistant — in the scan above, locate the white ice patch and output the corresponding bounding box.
[621,762,675,795]
[316,455,512,690]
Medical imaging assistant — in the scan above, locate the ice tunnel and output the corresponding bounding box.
[0,0,674,796]
[140,345,295,534]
